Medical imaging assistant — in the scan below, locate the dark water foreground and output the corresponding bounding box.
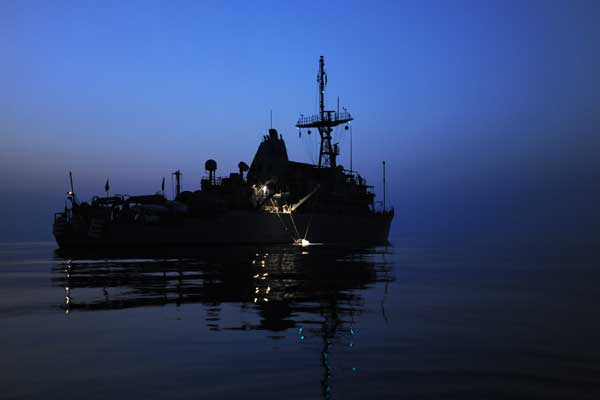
[1,239,599,399]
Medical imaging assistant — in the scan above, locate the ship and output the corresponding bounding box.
[52,56,394,249]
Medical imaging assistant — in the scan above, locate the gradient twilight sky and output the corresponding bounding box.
[1,0,599,241]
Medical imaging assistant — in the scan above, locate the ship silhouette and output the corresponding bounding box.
[53,56,394,249]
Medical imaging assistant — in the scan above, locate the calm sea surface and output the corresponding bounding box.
[1,239,599,399]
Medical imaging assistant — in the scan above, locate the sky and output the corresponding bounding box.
[1,0,599,242]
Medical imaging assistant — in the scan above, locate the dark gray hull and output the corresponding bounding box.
[54,210,393,249]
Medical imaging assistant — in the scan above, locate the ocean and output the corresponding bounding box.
[1,239,599,399]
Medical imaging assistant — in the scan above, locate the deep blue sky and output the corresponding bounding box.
[1,0,599,241]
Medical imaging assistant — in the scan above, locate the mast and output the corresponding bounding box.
[350,124,353,172]
[172,170,182,198]
[69,171,75,195]
[67,171,79,205]
[296,56,352,168]
[319,56,325,122]
[317,56,333,168]
[382,161,386,212]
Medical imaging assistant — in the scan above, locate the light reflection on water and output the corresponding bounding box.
[52,245,394,400]
[2,240,599,399]
[54,245,393,318]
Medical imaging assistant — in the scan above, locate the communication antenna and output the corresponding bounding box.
[350,124,353,172]
[172,170,182,197]
[296,56,353,168]
[382,161,386,212]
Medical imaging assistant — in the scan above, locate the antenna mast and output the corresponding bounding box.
[172,170,182,198]
[296,56,353,168]
[69,171,75,194]
[382,161,386,212]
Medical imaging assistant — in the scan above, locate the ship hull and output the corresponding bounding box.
[53,210,393,249]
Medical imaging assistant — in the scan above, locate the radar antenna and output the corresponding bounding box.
[296,56,352,168]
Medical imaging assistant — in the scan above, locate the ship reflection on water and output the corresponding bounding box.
[53,244,393,398]
[3,241,597,399]
[54,245,393,318]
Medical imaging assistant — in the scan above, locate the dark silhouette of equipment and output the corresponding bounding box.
[382,161,386,212]
[205,159,217,184]
[172,170,182,197]
[238,161,249,180]
[69,172,75,195]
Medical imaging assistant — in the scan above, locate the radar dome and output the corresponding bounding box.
[205,159,217,172]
